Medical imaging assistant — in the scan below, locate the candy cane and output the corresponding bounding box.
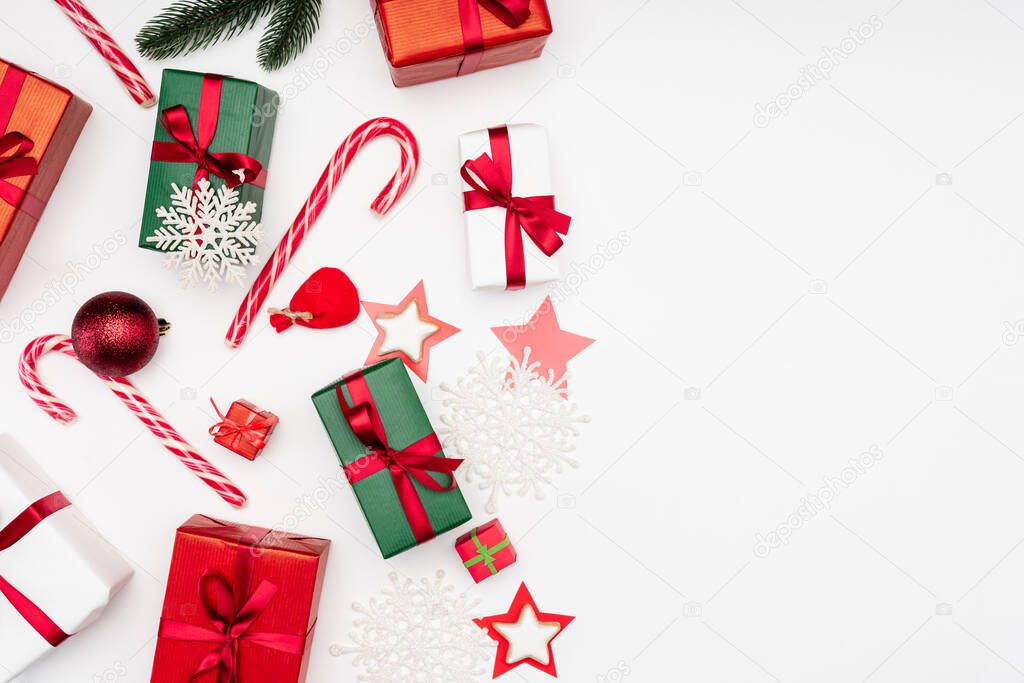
[19,334,247,508]
[225,117,419,348]
[52,0,156,108]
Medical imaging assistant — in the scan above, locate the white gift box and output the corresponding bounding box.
[0,435,133,682]
[459,124,563,290]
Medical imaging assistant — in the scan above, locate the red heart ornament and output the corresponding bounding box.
[269,267,360,333]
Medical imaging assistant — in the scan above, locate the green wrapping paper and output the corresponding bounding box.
[139,69,278,251]
[311,358,471,558]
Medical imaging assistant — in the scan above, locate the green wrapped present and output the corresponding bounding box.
[312,358,471,558]
[139,69,278,251]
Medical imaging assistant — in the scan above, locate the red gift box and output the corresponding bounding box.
[210,399,279,460]
[455,519,516,583]
[151,515,330,683]
[372,0,553,87]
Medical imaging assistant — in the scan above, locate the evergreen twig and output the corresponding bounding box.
[258,0,323,70]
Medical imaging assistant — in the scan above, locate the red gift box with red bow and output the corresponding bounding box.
[150,515,330,683]
[211,399,279,460]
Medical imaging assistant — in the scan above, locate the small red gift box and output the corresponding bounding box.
[455,519,516,583]
[210,399,278,460]
[151,515,330,683]
[372,0,553,87]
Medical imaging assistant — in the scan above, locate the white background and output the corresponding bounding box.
[2,1,1024,681]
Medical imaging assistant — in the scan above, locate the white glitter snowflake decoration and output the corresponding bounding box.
[337,572,491,683]
[438,349,589,513]
[146,179,262,290]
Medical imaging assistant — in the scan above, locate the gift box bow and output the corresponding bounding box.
[461,125,570,289]
[336,370,463,544]
[0,491,73,647]
[0,131,39,212]
[209,399,275,452]
[463,527,511,575]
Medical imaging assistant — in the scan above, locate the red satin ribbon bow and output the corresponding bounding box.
[0,491,72,647]
[457,0,532,75]
[336,372,462,544]
[0,131,38,210]
[208,399,272,452]
[461,127,570,289]
[159,572,305,683]
[151,75,264,190]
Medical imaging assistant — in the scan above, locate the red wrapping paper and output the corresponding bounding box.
[372,0,553,86]
[455,518,516,583]
[150,515,329,683]
[211,399,279,460]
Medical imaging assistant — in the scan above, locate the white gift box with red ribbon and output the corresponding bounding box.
[0,434,133,681]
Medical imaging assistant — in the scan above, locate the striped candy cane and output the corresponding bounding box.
[20,334,247,508]
[225,117,419,348]
[52,0,155,108]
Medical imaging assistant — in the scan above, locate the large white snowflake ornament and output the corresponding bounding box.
[438,349,589,513]
[146,179,262,290]
[336,572,491,683]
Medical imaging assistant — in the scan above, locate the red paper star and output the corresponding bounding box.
[362,280,459,382]
[491,296,594,383]
[475,583,574,679]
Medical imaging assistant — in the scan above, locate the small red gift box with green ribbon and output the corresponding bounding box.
[456,519,516,582]
[311,357,471,558]
[139,69,277,251]
[210,398,279,460]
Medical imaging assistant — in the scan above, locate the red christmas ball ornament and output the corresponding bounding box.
[71,291,170,377]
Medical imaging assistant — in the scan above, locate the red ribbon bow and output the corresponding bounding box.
[337,372,462,544]
[208,399,273,452]
[151,75,264,190]
[461,126,570,289]
[159,572,305,683]
[0,491,72,647]
[0,131,39,210]
[458,0,533,75]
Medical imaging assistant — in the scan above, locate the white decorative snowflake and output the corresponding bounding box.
[336,572,491,683]
[146,179,262,290]
[438,349,589,513]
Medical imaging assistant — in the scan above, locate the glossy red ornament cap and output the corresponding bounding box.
[71,291,168,377]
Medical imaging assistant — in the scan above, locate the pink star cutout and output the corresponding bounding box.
[362,280,460,382]
[491,296,594,385]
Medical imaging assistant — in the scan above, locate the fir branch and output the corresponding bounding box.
[257,0,323,71]
[135,0,275,61]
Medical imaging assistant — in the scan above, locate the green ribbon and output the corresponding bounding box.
[463,528,511,575]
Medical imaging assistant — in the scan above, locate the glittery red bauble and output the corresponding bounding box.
[71,292,163,377]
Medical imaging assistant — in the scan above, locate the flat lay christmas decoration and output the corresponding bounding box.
[439,349,588,512]
[0,59,91,301]
[373,0,552,86]
[337,572,492,683]
[362,280,460,382]
[210,398,279,460]
[268,267,360,333]
[312,358,471,558]
[52,0,155,107]
[136,0,324,71]
[456,518,517,583]
[0,435,133,682]
[140,70,276,253]
[19,333,247,508]
[151,515,330,683]
[226,117,418,348]
[460,124,570,290]
[70,291,168,377]
[147,179,264,289]
[475,582,574,679]
[491,295,594,389]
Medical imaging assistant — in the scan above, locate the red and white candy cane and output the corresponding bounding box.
[52,0,156,108]
[225,117,419,348]
[19,334,247,508]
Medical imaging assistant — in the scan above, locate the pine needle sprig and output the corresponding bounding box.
[258,0,323,70]
[135,0,324,71]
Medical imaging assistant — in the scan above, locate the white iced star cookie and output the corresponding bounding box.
[375,299,439,363]
[492,604,563,666]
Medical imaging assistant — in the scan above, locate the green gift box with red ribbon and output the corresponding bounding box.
[139,69,278,251]
[311,357,471,558]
